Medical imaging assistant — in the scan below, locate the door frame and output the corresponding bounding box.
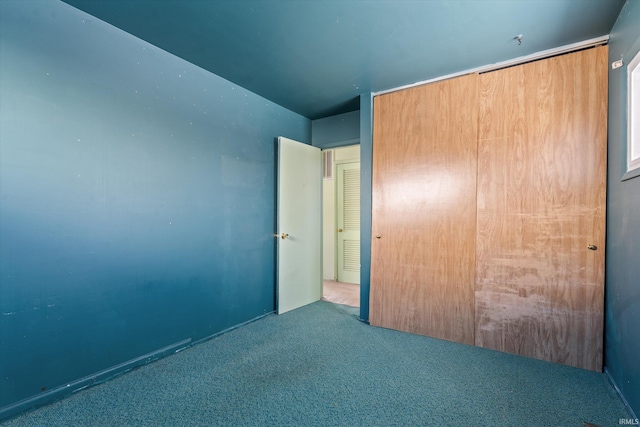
[320,144,361,284]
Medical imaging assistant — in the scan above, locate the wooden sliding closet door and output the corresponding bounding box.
[475,46,608,371]
[370,74,479,345]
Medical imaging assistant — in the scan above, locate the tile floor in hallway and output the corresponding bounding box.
[322,280,359,307]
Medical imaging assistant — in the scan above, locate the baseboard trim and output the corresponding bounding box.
[0,338,191,421]
[0,310,275,422]
[190,311,274,347]
[604,367,639,420]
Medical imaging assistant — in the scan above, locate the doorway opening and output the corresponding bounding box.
[321,145,361,308]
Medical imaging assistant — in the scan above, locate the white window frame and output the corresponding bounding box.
[625,49,640,179]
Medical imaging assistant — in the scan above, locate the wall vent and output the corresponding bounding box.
[323,150,334,180]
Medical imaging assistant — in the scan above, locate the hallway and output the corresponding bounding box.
[322,280,359,308]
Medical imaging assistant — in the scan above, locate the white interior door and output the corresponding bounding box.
[336,162,360,284]
[277,137,322,314]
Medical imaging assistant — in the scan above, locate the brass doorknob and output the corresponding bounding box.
[376,235,381,239]
[281,233,289,240]
[337,228,343,233]
[587,244,597,251]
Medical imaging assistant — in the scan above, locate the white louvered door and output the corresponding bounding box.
[337,162,360,284]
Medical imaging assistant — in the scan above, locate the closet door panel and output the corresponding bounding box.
[370,74,479,345]
[475,46,608,371]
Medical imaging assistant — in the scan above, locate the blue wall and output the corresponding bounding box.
[0,0,310,415]
[359,94,373,323]
[311,110,360,149]
[605,0,640,418]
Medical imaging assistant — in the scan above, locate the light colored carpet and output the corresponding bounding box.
[322,280,359,307]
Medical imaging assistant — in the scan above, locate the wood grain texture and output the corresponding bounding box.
[474,46,608,371]
[370,74,479,345]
